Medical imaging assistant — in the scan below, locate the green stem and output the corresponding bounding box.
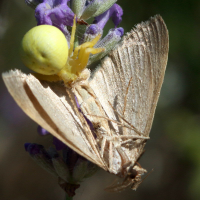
[65,194,73,200]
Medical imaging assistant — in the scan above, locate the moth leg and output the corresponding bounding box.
[108,140,114,172]
[116,147,131,176]
[118,135,150,140]
[121,139,133,145]
[100,136,107,157]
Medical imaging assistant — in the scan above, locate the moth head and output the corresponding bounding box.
[20,17,104,84]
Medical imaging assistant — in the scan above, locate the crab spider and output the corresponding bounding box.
[21,17,104,85]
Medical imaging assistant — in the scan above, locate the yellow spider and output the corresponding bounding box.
[21,17,104,85]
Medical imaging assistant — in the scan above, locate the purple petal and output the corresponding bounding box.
[110,4,123,27]
[115,27,124,37]
[85,24,102,35]
[35,0,75,34]
[74,95,81,109]
[37,125,50,135]
[81,24,103,45]
[74,96,95,134]
[94,3,123,29]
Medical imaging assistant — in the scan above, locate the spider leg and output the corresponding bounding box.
[69,16,76,56]
[72,34,102,60]
[77,47,104,71]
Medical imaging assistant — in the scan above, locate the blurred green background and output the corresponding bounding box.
[0,0,200,199]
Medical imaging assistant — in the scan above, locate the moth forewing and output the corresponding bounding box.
[2,70,105,168]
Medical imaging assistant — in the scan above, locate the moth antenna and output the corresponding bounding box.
[122,77,133,116]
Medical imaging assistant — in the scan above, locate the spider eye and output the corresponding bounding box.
[20,25,68,75]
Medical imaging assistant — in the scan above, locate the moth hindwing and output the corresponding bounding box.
[2,15,168,191]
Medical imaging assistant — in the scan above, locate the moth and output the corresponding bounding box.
[2,15,169,191]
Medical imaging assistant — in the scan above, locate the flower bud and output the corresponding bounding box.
[81,24,103,43]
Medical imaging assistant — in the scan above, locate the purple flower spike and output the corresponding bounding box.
[94,3,123,29]
[37,125,50,135]
[35,0,75,35]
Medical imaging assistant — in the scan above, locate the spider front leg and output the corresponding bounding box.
[69,35,105,75]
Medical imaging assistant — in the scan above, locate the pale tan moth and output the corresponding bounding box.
[2,15,169,191]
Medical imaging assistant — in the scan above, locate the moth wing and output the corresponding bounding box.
[89,15,169,137]
[2,70,105,168]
